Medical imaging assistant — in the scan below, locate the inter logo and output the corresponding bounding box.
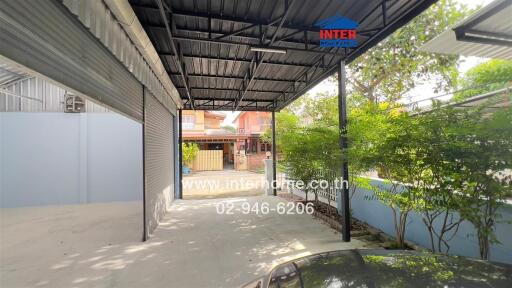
[316,14,359,48]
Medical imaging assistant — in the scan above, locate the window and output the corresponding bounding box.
[260,142,271,152]
[207,143,223,150]
[182,115,195,130]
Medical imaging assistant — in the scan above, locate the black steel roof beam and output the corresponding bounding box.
[276,0,438,111]
[210,100,236,110]
[214,15,282,41]
[187,97,274,103]
[216,23,258,40]
[169,35,340,56]
[154,0,194,108]
[162,25,323,47]
[239,101,275,110]
[269,0,294,45]
[169,73,306,83]
[191,103,273,111]
[178,86,283,93]
[240,101,257,108]
[201,99,214,106]
[465,29,512,42]
[158,52,315,68]
[280,53,328,98]
[358,0,391,26]
[234,0,295,110]
[131,4,321,33]
[346,0,438,63]
[382,1,388,26]
[275,29,305,44]
[234,52,263,109]
[277,46,341,108]
[455,33,512,47]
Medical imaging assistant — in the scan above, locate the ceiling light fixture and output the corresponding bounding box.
[249,46,287,54]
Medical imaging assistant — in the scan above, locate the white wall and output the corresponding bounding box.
[0,112,142,207]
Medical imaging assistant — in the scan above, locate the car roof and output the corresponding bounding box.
[266,249,512,288]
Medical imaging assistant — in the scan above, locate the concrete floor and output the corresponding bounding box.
[1,196,374,288]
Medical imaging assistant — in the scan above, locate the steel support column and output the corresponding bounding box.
[142,86,147,241]
[338,61,350,242]
[272,111,277,196]
[178,109,183,199]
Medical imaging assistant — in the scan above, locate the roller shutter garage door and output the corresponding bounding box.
[144,88,175,238]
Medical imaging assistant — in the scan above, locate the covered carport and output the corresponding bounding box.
[0,0,438,241]
[129,0,438,241]
[1,0,438,286]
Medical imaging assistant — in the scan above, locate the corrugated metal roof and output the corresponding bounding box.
[0,74,110,113]
[130,0,437,111]
[449,87,511,111]
[421,0,512,60]
[413,86,511,115]
[61,0,180,114]
[0,63,30,86]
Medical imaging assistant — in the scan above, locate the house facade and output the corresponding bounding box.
[182,110,247,170]
[232,111,272,171]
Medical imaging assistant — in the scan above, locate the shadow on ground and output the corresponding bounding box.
[1,197,376,288]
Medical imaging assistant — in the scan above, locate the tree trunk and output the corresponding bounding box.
[422,214,436,252]
[478,230,490,260]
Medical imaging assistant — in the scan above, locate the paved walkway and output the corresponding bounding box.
[1,197,375,288]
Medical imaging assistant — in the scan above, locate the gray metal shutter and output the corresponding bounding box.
[144,88,175,238]
[0,1,143,121]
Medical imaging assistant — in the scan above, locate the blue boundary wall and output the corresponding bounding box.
[290,178,512,264]
[351,178,512,264]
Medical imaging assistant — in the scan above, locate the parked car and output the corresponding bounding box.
[242,249,512,288]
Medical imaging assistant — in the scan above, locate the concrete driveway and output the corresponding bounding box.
[1,196,374,288]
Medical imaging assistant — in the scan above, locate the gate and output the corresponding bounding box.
[190,150,223,171]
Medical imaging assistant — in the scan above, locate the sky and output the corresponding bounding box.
[222,0,494,126]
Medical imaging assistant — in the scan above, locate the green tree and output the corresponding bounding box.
[182,143,199,166]
[260,110,300,147]
[449,107,512,260]
[345,0,469,103]
[369,112,425,248]
[454,59,512,101]
[412,105,465,253]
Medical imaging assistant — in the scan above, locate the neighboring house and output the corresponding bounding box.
[182,110,246,170]
[232,111,272,171]
[181,111,273,172]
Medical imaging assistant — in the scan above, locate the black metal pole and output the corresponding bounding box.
[272,110,277,196]
[178,109,183,199]
[142,86,147,241]
[338,61,350,242]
